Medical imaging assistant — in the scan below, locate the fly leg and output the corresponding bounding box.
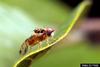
[46,39,49,46]
[28,46,33,52]
[46,36,55,46]
[38,42,42,49]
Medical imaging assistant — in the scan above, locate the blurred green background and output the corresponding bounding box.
[0,0,100,67]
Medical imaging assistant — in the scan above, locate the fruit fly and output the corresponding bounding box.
[19,28,55,55]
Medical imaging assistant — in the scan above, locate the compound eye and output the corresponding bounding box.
[41,29,45,33]
[34,29,39,33]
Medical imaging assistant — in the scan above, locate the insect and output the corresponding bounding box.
[19,28,55,55]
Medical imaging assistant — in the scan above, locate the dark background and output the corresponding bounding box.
[59,0,99,18]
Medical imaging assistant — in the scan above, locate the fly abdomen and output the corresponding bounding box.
[19,41,28,55]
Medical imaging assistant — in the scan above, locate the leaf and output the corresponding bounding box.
[0,1,70,67]
[13,1,92,67]
[0,0,71,67]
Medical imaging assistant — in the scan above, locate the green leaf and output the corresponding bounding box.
[0,1,70,67]
[13,1,92,67]
[0,0,91,67]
